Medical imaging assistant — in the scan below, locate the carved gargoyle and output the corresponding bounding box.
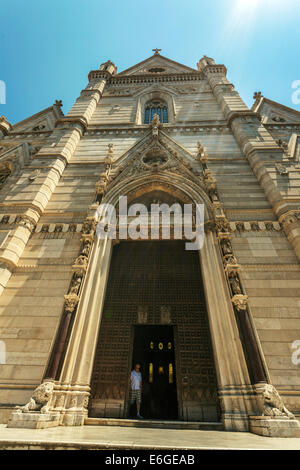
[15,382,54,414]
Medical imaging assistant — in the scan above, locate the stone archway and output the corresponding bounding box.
[54,175,261,430]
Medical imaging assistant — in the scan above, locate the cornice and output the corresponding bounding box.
[226,111,261,127]
[106,72,205,85]
[88,70,112,81]
[265,123,300,131]
[55,116,88,133]
[241,264,300,271]
[200,64,227,76]
[84,123,230,136]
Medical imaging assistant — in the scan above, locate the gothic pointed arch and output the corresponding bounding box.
[135,87,176,124]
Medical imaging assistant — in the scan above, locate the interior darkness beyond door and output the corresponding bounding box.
[131,325,178,420]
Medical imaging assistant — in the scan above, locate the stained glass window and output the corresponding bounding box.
[144,101,168,124]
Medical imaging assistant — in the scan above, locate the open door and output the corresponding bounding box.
[131,325,178,420]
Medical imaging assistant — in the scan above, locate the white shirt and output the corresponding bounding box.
[131,370,142,390]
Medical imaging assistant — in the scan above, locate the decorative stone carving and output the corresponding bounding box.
[262,384,295,419]
[236,222,245,232]
[32,124,46,131]
[68,275,83,295]
[54,224,63,233]
[223,254,240,274]
[15,216,36,233]
[220,238,233,255]
[275,163,289,176]
[280,211,300,228]
[137,305,148,324]
[1,216,9,225]
[271,114,286,123]
[251,222,260,231]
[15,382,54,414]
[150,113,163,139]
[81,219,97,235]
[29,145,42,158]
[80,239,92,258]
[228,272,242,295]
[231,294,248,312]
[142,147,168,168]
[203,169,218,201]
[253,91,262,101]
[41,224,49,233]
[28,169,40,182]
[160,305,171,324]
[216,218,230,235]
[197,141,208,164]
[64,293,80,313]
[265,222,275,231]
[72,255,88,276]
[204,221,216,233]
[276,139,290,156]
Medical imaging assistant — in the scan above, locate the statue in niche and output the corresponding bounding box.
[228,272,242,295]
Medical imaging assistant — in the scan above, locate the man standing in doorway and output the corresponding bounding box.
[130,363,143,419]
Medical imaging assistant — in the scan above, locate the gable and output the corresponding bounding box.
[117,54,197,77]
[253,97,300,124]
[12,103,64,133]
[108,124,202,188]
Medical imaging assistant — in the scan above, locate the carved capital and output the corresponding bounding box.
[72,255,88,275]
[279,211,300,228]
[223,254,240,274]
[15,216,36,233]
[64,293,80,313]
[215,216,230,235]
[231,294,248,312]
[81,218,97,235]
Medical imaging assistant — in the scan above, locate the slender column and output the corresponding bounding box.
[45,311,73,380]
[200,231,260,431]
[54,237,113,426]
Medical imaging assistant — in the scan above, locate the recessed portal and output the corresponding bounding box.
[131,325,178,420]
[89,240,220,422]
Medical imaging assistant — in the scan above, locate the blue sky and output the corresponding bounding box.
[1,0,300,124]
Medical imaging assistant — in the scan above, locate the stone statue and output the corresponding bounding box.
[15,382,54,414]
[229,272,242,295]
[262,384,295,419]
[221,238,233,255]
[69,275,82,295]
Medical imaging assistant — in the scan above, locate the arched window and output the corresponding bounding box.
[144,100,168,124]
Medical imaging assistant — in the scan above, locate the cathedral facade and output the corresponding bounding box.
[0,52,300,435]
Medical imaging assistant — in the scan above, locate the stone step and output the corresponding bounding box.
[84,417,224,431]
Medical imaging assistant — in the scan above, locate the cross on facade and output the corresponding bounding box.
[152,48,162,55]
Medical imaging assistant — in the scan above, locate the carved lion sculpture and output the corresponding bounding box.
[16,382,54,414]
[262,384,295,419]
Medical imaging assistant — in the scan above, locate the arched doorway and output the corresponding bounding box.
[89,239,220,422]
[57,177,257,431]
